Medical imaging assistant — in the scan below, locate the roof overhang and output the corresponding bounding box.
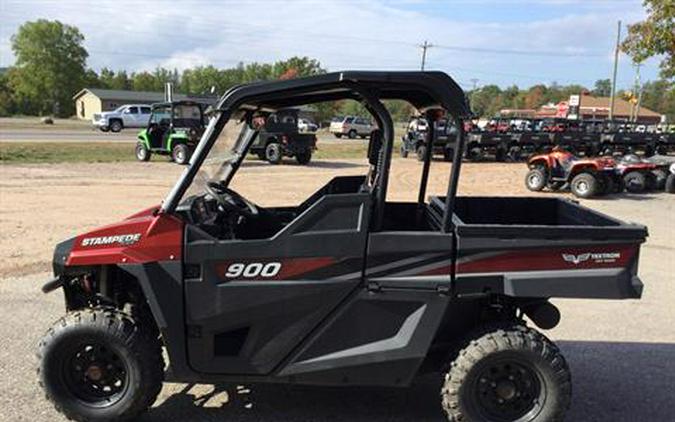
[215,71,471,118]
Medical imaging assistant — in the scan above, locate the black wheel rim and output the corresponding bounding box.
[468,354,545,422]
[61,341,129,406]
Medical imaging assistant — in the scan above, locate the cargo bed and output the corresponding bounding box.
[428,196,647,299]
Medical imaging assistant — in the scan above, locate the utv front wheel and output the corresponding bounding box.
[172,143,191,165]
[265,142,282,164]
[441,324,571,422]
[135,143,151,162]
[416,145,427,162]
[38,308,164,422]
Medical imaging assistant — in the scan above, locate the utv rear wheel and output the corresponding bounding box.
[295,150,312,165]
[135,143,151,162]
[38,308,164,422]
[525,168,547,191]
[172,143,191,165]
[265,142,282,164]
[441,324,571,422]
[623,171,647,193]
[109,120,123,133]
[570,172,598,198]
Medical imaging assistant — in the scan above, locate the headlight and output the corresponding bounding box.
[669,163,675,174]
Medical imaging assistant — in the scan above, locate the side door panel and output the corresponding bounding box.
[184,192,371,375]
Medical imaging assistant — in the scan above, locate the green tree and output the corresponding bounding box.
[622,0,675,79]
[9,19,88,116]
[592,79,612,97]
[0,72,17,116]
[641,79,675,122]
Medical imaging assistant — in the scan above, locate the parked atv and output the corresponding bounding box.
[615,155,659,193]
[136,101,206,165]
[525,148,617,198]
[249,108,317,164]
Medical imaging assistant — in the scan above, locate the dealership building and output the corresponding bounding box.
[72,88,217,120]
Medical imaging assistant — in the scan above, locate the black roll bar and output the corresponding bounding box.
[442,117,465,232]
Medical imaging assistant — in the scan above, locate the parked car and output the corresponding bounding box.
[329,115,374,139]
[297,118,318,133]
[93,104,152,132]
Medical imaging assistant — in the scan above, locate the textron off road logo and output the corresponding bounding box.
[562,252,621,265]
[81,233,141,247]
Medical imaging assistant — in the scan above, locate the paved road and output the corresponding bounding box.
[0,128,364,145]
[0,129,139,143]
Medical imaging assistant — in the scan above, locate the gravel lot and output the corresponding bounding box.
[0,158,673,421]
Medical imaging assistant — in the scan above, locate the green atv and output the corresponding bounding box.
[136,101,207,165]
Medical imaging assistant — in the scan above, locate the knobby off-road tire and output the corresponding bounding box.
[650,169,667,191]
[38,308,164,422]
[265,142,282,164]
[525,168,547,192]
[400,145,409,158]
[295,150,312,165]
[665,174,675,194]
[416,145,427,162]
[570,172,598,198]
[172,143,191,165]
[135,143,151,162]
[441,324,571,422]
[623,171,647,193]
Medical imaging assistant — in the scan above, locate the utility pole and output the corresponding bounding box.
[470,78,479,90]
[608,20,622,121]
[633,62,642,122]
[420,40,433,71]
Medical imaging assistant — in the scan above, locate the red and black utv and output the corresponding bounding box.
[39,72,647,422]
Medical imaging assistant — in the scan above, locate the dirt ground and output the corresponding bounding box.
[0,158,556,277]
[0,158,674,421]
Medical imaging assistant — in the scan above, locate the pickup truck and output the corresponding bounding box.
[38,71,647,422]
[92,104,152,132]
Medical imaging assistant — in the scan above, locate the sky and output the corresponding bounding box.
[0,0,664,91]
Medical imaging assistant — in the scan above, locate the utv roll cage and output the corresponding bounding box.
[162,71,472,231]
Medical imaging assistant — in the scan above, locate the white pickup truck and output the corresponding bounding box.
[92,104,152,132]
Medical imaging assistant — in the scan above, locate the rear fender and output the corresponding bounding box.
[167,134,189,151]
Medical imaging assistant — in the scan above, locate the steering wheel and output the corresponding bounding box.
[205,182,259,218]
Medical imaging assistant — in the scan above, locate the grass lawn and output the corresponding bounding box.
[0,116,92,131]
[0,142,134,163]
[0,141,402,164]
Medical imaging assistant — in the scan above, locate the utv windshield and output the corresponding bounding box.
[182,110,252,199]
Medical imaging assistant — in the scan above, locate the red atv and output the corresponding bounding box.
[525,149,617,198]
[616,155,661,193]
[526,149,658,198]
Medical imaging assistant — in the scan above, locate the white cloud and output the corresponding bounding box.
[0,0,658,88]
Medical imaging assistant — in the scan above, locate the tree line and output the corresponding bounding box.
[0,19,673,123]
